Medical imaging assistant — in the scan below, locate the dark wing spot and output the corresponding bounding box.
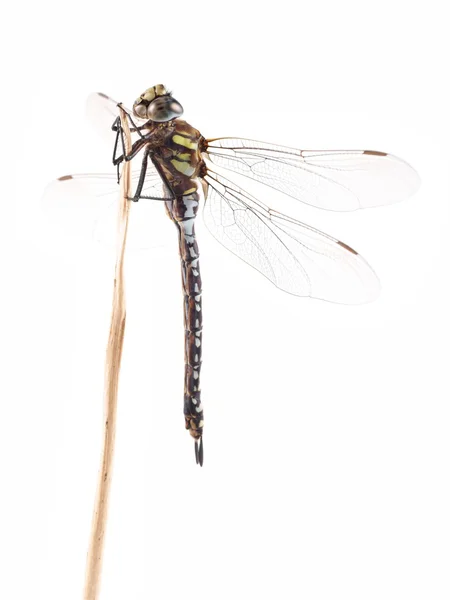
[337,240,358,255]
[363,150,388,156]
[97,92,110,100]
[58,175,73,181]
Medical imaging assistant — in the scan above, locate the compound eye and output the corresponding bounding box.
[133,103,148,119]
[147,97,183,122]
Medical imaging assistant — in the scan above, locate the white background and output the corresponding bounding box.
[3,1,450,599]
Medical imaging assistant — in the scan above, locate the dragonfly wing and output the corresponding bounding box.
[86,92,148,146]
[44,92,171,249]
[42,169,171,250]
[205,138,420,212]
[203,172,380,304]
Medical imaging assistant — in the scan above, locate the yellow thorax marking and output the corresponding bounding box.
[176,152,192,161]
[183,187,197,195]
[173,134,198,150]
[170,159,196,177]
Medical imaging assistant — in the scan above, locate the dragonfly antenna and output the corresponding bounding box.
[83,105,132,600]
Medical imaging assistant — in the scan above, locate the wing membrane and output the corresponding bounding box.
[204,172,380,304]
[205,138,420,212]
[43,92,172,249]
[86,92,148,146]
[42,170,171,249]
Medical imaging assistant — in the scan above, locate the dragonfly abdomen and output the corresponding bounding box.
[166,192,204,465]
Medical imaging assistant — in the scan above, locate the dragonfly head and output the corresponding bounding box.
[133,84,183,122]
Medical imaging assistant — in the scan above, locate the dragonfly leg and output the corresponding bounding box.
[113,112,150,170]
[112,118,123,182]
[111,116,121,132]
[112,110,146,178]
[131,146,150,201]
[126,111,145,139]
[126,148,176,202]
[113,137,150,167]
[112,114,147,137]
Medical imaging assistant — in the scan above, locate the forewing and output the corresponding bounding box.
[86,92,148,146]
[205,138,420,212]
[204,172,380,304]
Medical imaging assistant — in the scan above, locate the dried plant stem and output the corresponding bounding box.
[83,106,132,600]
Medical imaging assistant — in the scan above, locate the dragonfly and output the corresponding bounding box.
[42,84,420,466]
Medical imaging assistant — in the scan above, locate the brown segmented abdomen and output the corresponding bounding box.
[165,190,204,465]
